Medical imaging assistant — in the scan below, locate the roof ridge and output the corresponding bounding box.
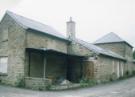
[5,11,68,41]
[94,32,133,47]
[6,11,52,29]
[6,11,28,28]
[7,11,42,26]
[109,32,124,41]
[94,32,124,44]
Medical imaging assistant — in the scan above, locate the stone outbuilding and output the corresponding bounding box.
[0,11,134,89]
[94,32,135,76]
[94,32,133,60]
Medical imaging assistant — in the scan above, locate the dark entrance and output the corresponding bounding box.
[67,56,83,82]
[26,48,84,83]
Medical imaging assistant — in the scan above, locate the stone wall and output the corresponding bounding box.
[126,61,135,75]
[26,30,68,53]
[96,42,133,59]
[82,60,95,79]
[68,41,93,56]
[94,55,126,82]
[0,14,26,86]
[124,43,133,60]
[0,14,10,84]
[25,77,52,90]
[96,42,125,57]
[0,14,10,57]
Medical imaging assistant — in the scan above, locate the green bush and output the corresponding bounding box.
[126,71,129,76]
[133,50,135,59]
[109,73,117,81]
[45,84,51,90]
[15,78,25,88]
[132,70,135,75]
[80,78,97,87]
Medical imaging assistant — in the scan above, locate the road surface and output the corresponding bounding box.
[0,77,135,97]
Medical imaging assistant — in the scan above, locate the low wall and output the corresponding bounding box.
[25,77,52,90]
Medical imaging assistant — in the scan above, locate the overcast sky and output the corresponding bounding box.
[0,0,135,46]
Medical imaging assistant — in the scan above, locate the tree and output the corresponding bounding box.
[133,50,135,59]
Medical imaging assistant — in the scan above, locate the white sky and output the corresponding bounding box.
[0,0,135,46]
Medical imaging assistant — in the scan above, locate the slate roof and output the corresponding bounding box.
[2,11,127,60]
[94,32,133,47]
[6,11,68,41]
[75,39,126,60]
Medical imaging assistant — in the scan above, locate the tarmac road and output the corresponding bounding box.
[0,77,135,97]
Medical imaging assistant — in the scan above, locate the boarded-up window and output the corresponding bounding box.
[0,57,8,73]
[112,60,115,73]
[117,61,120,78]
[120,62,124,77]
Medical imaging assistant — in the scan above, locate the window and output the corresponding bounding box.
[0,57,8,74]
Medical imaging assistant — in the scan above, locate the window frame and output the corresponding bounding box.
[0,56,8,75]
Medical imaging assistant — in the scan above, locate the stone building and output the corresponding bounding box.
[0,11,134,89]
[94,32,133,60]
[94,32,135,75]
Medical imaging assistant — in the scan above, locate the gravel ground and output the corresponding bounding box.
[0,77,135,97]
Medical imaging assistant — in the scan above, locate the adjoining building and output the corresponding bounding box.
[94,32,133,60]
[0,11,134,89]
[94,32,135,76]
